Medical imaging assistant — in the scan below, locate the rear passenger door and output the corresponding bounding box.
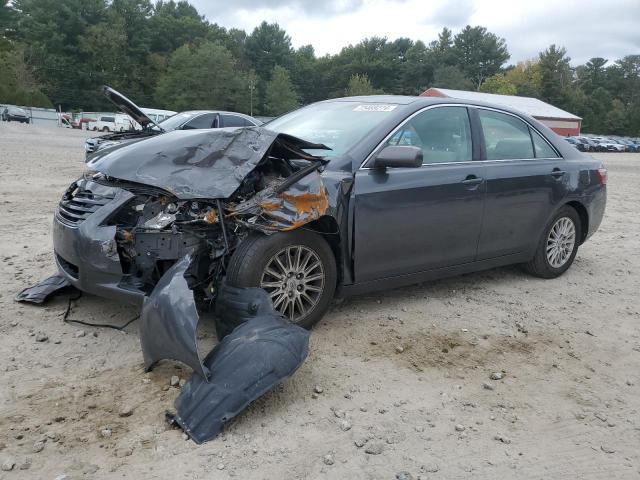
[474,108,568,259]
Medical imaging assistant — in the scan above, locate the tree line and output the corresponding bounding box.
[1,0,638,135]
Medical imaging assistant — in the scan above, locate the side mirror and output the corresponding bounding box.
[372,146,423,169]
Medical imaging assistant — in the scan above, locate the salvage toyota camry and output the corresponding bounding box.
[52,94,606,332]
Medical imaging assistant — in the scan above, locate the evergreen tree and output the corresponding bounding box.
[344,73,379,96]
[264,65,298,116]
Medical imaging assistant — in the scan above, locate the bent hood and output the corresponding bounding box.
[86,127,330,199]
[102,85,162,130]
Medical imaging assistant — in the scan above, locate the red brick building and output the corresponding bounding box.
[421,88,581,136]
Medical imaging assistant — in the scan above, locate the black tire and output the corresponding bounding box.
[226,230,337,329]
[523,205,582,279]
[102,127,109,132]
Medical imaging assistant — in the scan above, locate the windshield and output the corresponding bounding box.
[157,112,198,131]
[266,101,398,156]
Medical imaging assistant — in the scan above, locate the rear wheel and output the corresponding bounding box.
[226,230,337,329]
[523,206,581,279]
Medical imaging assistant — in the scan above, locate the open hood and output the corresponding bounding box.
[102,85,164,131]
[86,126,330,199]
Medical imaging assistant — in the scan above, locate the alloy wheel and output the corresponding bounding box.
[260,245,325,322]
[546,217,576,268]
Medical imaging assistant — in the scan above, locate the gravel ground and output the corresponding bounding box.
[0,122,639,479]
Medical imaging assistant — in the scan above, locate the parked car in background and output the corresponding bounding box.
[619,139,639,152]
[71,117,92,129]
[565,137,587,152]
[597,138,626,152]
[2,106,30,123]
[89,114,132,132]
[139,108,176,125]
[576,137,600,152]
[84,86,261,157]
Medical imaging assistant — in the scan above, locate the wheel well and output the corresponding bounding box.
[566,201,589,244]
[301,216,342,285]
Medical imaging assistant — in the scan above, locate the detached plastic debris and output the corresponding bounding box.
[14,274,74,304]
[169,286,310,444]
[139,255,210,379]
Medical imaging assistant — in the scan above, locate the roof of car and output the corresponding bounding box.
[322,95,557,120]
[422,88,582,120]
[180,110,256,119]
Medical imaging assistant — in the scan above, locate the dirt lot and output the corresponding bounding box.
[0,122,639,479]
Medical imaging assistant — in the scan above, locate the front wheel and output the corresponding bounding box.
[523,206,581,279]
[226,230,337,329]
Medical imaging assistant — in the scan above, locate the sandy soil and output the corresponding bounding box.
[0,122,639,480]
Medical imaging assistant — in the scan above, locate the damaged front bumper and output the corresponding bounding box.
[52,179,144,305]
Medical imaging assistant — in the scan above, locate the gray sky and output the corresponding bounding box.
[189,0,639,65]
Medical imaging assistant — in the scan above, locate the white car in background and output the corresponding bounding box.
[89,114,132,132]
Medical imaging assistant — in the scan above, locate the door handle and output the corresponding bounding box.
[551,168,566,178]
[461,175,483,185]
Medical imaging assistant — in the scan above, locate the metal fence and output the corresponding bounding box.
[0,105,62,127]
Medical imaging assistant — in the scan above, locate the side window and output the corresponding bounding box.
[182,113,216,130]
[387,106,472,164]
[222,114,250,127]
[478,110,534,160]
[531,129,560,158]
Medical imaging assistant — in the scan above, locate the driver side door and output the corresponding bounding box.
[352,106,486,283]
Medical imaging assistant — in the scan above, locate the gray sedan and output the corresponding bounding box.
[53,95,606,329]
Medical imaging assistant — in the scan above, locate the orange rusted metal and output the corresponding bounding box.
[204,209,218,224]
[281,186,329,217]
[258,201,281,212]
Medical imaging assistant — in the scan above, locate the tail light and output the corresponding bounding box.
[596,166,607,185]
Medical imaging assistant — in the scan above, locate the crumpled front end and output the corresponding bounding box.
[54,128,333,305]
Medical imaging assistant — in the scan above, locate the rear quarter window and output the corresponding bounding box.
[478,109,534,160]
[531,129,560,158]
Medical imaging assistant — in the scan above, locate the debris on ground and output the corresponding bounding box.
[168,285,310,443]
[14,274,74,304]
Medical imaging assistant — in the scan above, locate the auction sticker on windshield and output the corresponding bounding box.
[353,104,397,112]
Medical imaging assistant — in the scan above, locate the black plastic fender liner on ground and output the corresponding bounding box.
[139,254,210,379]
[170,286,310,444]
[14,274,75,304]
[213,282,277,340]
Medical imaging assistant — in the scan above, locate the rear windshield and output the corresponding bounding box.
[266,101,398,157]
[158,112,198,131]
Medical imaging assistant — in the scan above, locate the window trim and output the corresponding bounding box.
[359,103,562,170]
[361,104,475,169]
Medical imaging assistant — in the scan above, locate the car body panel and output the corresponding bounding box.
[86,127,329,199]
[353,163,486,282]
[476,158,570,259]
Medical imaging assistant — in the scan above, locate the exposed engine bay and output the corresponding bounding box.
[82,133,330,303]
